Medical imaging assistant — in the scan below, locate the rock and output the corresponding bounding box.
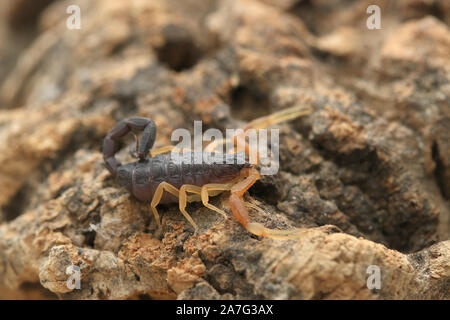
[0,0,448,299]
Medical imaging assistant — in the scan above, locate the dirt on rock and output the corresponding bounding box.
[0,0,448,299]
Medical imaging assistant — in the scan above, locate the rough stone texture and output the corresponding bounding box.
[0,0,448,299]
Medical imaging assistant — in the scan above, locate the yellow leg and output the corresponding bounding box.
[229,167,306,240]
[179,183,236,221]
[205,105,313,162]
[151,182,217,233]
[243,105,313,131]
[204,138,233,153]
[178,185,203,231]
[186,194,202,202]
[151,182,180,231]
[150,145,192,157]
[200,183,235,219]
[244,200,266,215]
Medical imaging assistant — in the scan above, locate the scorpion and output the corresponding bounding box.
[103,105,312,239]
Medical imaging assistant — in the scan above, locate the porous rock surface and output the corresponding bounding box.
[0,0,448,299]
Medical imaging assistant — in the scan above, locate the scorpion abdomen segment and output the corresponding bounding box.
[129,152,249,203]
[178,152,248,187]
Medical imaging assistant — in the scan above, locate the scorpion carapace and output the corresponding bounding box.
[103,105,313,239]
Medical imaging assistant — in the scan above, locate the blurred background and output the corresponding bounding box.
[0,0,448,299]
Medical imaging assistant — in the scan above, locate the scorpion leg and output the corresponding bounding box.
[150,145,192,157]
[240,104,313,164]
[244,198,266,215]
[179,184,230,220]
[151,182,204,232]
[205,105,313,162]
[186,194,202,202]
[242,104,313,131]
[150,146,178,156]
[229,167,305,239]
[200,183,236,218]
[178,183,235,229]
[178,185,203,231]
[151,182,180,232]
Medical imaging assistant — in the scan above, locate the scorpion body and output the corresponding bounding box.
[114,152,249,203]
[103,105,312,239]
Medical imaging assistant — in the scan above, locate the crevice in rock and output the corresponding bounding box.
[82,229,97,248]
[6,0,54,30]
[138,293,151,299]
[155,24,203,72]
[248,179,282,206]
[18,281,58,299]
[402,1,446,23]
[287,0,317,35]
[431,141,450,199]
[1,183,33,222]
[309,139,435,253]
[432,141,449,199]
[229,85,271,122]
[202,250,262,299]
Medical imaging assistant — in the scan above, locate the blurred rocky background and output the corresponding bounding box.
[0,0,448,299]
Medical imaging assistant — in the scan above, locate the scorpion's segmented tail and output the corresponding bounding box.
[103,117,157,176]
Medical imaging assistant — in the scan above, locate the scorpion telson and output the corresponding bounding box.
[103,105,313,239]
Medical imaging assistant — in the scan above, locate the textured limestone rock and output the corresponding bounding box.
[0,0,448,299]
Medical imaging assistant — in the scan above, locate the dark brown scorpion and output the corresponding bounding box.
[103,105,312,239]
